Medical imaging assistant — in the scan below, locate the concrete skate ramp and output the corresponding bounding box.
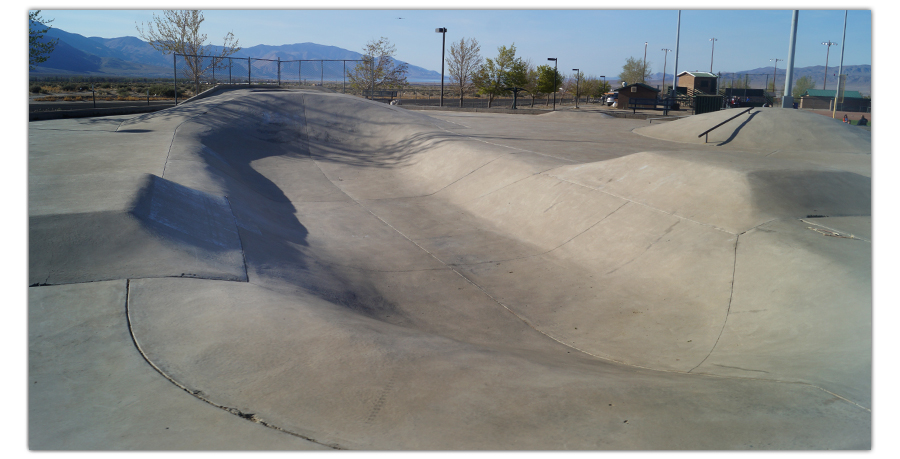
[29,89,871,449]
[29,174,246,285]
[634,106,871,153]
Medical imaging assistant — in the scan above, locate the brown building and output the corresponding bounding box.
[676,71,718,94]
[615,83,660,109]
[798,89,871,111]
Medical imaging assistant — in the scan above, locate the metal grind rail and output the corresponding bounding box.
[697,107,753,143]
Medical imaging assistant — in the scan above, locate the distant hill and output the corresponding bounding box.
[639,64,871,96]
[30,26,442,82]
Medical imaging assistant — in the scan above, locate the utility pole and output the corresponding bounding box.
[770,58,783,97]
[833,11,848,116]
[822,40,838,90]
[709,38,718,73]
[661,48,672,92]
[642,42,648,83]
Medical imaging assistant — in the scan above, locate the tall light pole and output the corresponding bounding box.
[833,11,848,116]
[548,57,558,111]
[709,38,718,73]
[770,58,783,97]
[672,10,681,99]
[572,69,580,108]
[821,40,838,90]
[782,10,799,108]
[642,42,648,83]
[661,48,672,92]
[435,28,447,107]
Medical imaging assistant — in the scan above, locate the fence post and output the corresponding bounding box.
[321,62,324,87]
[277,57,281,86]
[229,57,232,85]
[248,57,251,86]
[343,60,346,93]
[299,61,302,86]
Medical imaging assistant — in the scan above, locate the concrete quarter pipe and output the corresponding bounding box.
[29,88,871,450]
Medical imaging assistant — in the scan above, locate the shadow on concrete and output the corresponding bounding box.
[168,91,410,323]
[716,110,760,146]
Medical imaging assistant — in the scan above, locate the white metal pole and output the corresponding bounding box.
[782,11,799,108]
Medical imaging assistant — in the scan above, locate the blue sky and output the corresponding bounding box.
[30,1,877,82]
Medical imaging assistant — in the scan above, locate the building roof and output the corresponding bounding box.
[615,83,660,93]
[677,71,718,78]
[802,89,864,98]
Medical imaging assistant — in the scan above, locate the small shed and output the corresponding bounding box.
[677,71,718,94]
[615,83,660,109]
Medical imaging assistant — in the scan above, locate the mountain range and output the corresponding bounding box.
[31,26,870,94]
[31,26,443,82]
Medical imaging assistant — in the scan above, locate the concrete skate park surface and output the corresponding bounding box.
[29,87,871,450]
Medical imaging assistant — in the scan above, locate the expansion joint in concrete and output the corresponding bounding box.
[688,233,739,374]
[427,117,577,164]
[545,174,737,236]
[224,196,251,282]
[123,278,343,450]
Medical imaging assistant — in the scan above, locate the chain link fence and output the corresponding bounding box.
[172,53,364,102]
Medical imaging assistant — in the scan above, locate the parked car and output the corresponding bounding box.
[605,93,617,106]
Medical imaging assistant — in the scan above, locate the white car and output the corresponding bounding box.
[605,93,617,106]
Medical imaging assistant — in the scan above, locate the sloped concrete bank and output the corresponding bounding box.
[29,88,871,449]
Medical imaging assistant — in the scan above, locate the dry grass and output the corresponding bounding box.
[33,95,175,102]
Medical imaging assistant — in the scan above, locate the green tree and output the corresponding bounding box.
[535,64,562,106]
[348,37,409,98]
[447,37,482,107]
[618,56,650,86]
[136,10,240,94]
[792,75,817,98]
[594,79,612,98]
[521,63,542,107]
[29,10,58,70]
[472,44,524,108]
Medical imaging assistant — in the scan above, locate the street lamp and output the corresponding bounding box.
[642,42,648,83]
[770,58,783,97]
[435,28,448,107]
[548,57,558,111]
[661,48,672,91]
[572,69,580,108]
[822,40,838,90]
[709,38,718,73]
